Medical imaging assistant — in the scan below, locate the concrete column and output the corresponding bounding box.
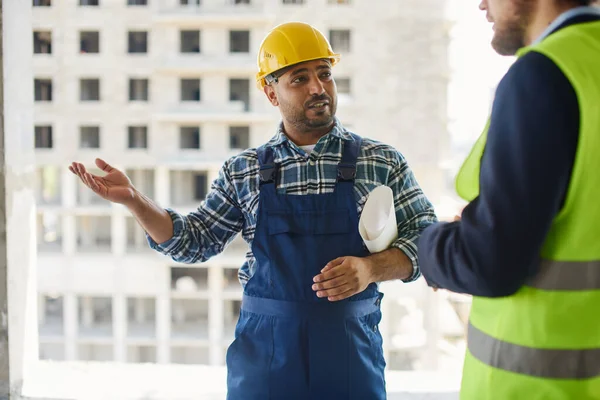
[62,215,76,256]
[422,287,440,370]
[37,295,46,327]
[208,265,224,365]
[34,168,43,204]
[80,217,95,249]
[172,171,184,206]
[156,293,170,363]
[150,0,161,13]
[63,293,78,361]
[111,214,126,256]
[154,166,169,207]
[202,27,222,58]
[113,295,126,362]
[0,0,37,395]
[135,297,146,324]
[62,167,76,208]
[204,75,227,109]
[60,165,75,259]
[202,123,225,157]
[81,297,93,327]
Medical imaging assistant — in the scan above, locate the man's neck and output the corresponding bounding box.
[283,122,334,146]
[524,3,579,45]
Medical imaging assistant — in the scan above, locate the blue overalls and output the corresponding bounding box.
[226,134,386,399]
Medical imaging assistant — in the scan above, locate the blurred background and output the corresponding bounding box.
[31,0,514,383]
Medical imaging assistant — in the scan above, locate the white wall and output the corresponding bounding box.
[0,0,38,396]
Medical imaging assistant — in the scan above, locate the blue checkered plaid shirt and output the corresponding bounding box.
[148,120,437,285]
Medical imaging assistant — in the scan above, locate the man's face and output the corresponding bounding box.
[480,0,536,55]
[264,59,338,133]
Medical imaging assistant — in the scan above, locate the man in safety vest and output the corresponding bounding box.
[418,1,600,399]
[69,22,436,399]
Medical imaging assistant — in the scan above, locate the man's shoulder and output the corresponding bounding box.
[352,134,406,165]
[502,50,569,92]
[224,141,291,171]
[358,136,398,152]
[496,50,578,118]
[222,148,260,176]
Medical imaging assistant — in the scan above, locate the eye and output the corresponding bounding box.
[292,76,308,84]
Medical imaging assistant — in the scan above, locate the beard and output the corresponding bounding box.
[281,94,337,133]
[491,0,535,56]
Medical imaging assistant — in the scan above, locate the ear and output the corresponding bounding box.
[263,85,279,107]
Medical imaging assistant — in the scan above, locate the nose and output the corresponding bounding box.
[308,75,325,96]
[479,0,486,11]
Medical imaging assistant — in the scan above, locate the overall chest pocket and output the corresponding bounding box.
[267,210,351,236]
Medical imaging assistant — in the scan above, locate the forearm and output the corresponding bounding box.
[126,189,174,244]
[384,151,437,283]
[366,247,414,283]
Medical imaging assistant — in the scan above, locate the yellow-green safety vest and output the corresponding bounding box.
[456,20,600,400]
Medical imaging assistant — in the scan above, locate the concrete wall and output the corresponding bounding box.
[0,0,38,397]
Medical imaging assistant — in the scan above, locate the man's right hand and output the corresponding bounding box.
[69,158,137,205]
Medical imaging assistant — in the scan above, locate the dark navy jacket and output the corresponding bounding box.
[418,9,600,297]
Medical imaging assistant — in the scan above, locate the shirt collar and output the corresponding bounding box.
[533,6,600,44]
[267,117,354,147]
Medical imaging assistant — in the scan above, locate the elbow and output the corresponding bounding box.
[166,244,204,265]
[170,255,199,265]
[469,264,528,298]
[460,240,536,297]
[473,282,522,298]
[170,248,208,264]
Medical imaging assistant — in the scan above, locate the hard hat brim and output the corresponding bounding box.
[256,54,340,89]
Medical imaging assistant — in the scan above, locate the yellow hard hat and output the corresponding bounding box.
[255,22,341,89]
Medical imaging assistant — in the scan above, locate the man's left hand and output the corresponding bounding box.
[312,257,374,301]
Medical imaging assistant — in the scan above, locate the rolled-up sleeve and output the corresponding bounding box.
[146,160,245,264]
[388,153,438,282]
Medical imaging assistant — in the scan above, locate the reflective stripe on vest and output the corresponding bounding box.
[528,259,600,290]
[468,322,600,379]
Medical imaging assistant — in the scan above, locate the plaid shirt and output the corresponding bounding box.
[148,119,437,285]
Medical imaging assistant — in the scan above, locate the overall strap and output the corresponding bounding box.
[256,145,278,186]
[337,133,362,182]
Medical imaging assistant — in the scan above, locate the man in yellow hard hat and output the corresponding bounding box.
[69,21,436,399]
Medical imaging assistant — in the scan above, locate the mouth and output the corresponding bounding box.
[307,101,329,110]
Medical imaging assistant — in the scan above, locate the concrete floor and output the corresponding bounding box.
[21,361,460,400]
